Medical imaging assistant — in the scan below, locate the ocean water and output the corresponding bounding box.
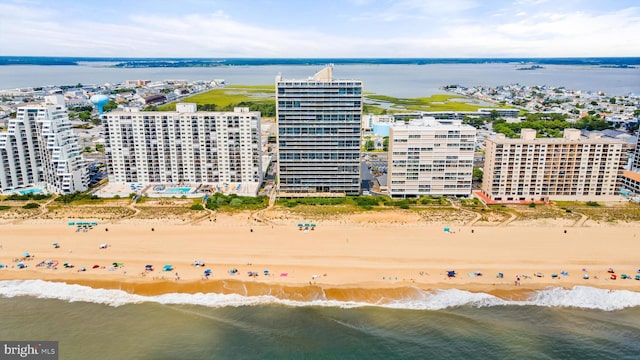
[1,281,639,359]
[0,63,639,97]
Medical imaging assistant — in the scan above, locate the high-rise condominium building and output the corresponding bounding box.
[482,128,625,202]
[0,95,88,194]
[103,104,262,188]
[387,118,476,197]
[276,66,362,196]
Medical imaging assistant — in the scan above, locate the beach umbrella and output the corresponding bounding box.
[204,269,212,275]
[92,264,100,269]
[23,252,30,257]
[17,263,26,269]
[163,264,173,271]
[52,243,60,248]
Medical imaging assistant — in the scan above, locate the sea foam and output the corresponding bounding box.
[1,280,639,311]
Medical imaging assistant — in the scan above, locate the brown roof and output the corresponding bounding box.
[623,170,640,183]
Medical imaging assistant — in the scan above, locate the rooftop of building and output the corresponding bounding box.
[390,117,476,130]
[275,65,362,84]
[487,128,628,145]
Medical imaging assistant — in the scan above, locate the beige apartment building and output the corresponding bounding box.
[388,118,476,197]
[482,128,625,202]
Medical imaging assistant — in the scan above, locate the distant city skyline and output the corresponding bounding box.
[1,0,638,58]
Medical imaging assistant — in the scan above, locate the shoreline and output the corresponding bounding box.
[1,217,639,303]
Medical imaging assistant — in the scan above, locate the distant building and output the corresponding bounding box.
[0,95,88,194]
[141,94,166,106]
[125,80,151,87]
[276,66,362,196]
[482,128,626,202]
[387,118,476,197]
[102,104,262,190]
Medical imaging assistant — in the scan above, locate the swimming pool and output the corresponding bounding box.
[164,187,192,194]
[18,188,44,195]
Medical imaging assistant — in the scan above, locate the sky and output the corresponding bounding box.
[1,0,638,58]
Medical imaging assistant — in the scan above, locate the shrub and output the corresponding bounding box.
[190,204,204,211]
[55,192,99,204]
[23,203,40,209]
[586,201,600,207]
[0,205,11,210]
[354,196,380,207]
[528,202,536,208]
[5,193,50,201]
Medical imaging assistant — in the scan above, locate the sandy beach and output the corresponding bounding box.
[1,213,639,302]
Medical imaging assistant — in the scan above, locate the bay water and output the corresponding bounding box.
[0,63,639,97]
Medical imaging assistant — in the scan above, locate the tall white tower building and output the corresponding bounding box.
[0,95,88,194]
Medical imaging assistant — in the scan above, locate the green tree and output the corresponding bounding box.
[609,97,616,104]
[382,137,389,151]
[462,116,485,129]
[472,168,483,182]
[489,110,500,121]
[364,139,375,151]
[103,100,118,112]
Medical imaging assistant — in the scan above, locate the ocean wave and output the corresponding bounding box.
[0,280,639,311]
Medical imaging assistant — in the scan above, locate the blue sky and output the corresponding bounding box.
[1,0,638,57]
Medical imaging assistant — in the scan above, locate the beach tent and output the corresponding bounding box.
[635,275,640,281]
[263,270,270,276]
[145,264,154,271]
[68,222,75,226]
[583,274,590,279]
[163,264,173,272]
[621,274,629,279]
[204,269,212,276]
[112,262,123,268]
[496,272,504,278]
[443,227,450,233]
[0,264,5,269]
[17,263,26,269]
[92,264,100,269]
[99,244,108,249]
[23,252,30,258]
[52,242,60,248]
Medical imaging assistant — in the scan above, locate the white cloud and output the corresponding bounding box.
[0,2,638,57]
